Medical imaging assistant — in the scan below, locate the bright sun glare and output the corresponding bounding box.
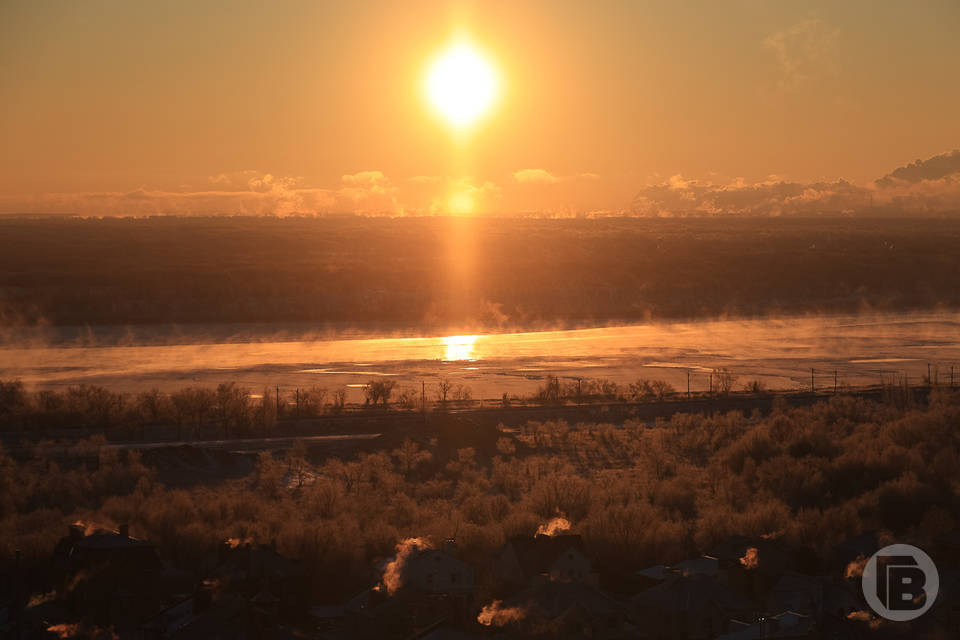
[426,42,499,129]
[443,334,478,361]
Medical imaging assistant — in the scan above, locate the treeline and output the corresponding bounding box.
[0,372,752,439]
[0,380,337,439]
[2,216,960,331]
[2,390,958,603]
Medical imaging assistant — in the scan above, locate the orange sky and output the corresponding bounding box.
[1,1,959,216]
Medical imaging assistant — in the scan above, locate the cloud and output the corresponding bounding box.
[338,171,401,215]
[764,18,839,90]
[632,176,875,217]
[877,150,960,186]
[3,179,336,217]
[430,177,501,214]
[512,168,560,184]
[341,170,386,187]
[629,152,960,217]
[0,170,405,217]
[6,152,959,218]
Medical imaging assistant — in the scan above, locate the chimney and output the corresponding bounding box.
[118,523,130,539]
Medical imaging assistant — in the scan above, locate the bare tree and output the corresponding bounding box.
[329,388,347,414]
[364,380,397,406]
[299,385,328,417]
[436,378,454,407]
[713,367,736,396]
[286,439,310,489]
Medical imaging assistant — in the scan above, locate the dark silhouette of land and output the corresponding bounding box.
[2,216,960,333]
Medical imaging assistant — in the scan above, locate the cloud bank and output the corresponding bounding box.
[513,168,560,184]
[3,151,960,217]
[629,150,960,218]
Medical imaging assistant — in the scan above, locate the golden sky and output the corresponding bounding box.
[1,0,959,216]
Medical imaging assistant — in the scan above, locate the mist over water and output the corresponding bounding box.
[3,311,958,399]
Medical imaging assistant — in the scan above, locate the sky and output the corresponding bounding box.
[1,0,959,216]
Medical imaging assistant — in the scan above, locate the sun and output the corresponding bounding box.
[443,334,478,361]
[425,41,499,129]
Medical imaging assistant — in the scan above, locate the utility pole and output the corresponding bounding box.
[421,380,425,412]
[577,378,582,407]
[709,372,713,395]
[687,370,691,399]
[811,369,815,393]
[834,370,838,394]
[295,388,300,418]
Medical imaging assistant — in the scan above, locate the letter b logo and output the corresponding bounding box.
[863,544,939,621]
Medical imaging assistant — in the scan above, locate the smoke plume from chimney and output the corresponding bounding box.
[477,600,527,626]
[382,537,432,595]
[844,554,867,578]
[536,516,571,537]
[739,547,759,570]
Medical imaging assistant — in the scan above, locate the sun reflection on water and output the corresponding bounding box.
[443,334,478,361]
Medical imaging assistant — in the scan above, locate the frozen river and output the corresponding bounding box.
[2,312,959,401]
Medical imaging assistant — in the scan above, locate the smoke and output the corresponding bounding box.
[45,624,116,639]
[27,591,57,607]
[477,600,528,626]
[381,537,432,595]
[536,517,571,537]
[844,554,867,579]
[847,610,884,630]
[71,520,98,536]
[739,547,759,570]
[224,537,252,549]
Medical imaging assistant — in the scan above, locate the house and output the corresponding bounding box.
[496,581,629,639]
[627,557,720,596]
[495,534,594,587]
[53,522,163,576]
[404,619,480,640]
[209,539,308,616]
[338,588,466,640]
[717,610,815,640]
[403,548,475,595]
[765,573,823,619]
[51,522,166,629]
[672,555,720,579]
[141,580,302,640]
[141,592,252,640]
[339,541,478,640]
[630,574,755,639]
[766,572,862,622]
[709,536,809,601]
